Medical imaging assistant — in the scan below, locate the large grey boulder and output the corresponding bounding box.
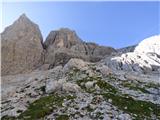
[45,78,81,93]
[63,58,88,72]
[1,14,44,76]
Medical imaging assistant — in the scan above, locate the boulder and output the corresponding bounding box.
[62,82,81,93]
[85,81,96,89]
[45,78,66,93]
[45,78,81,93]
[63,58,88,72]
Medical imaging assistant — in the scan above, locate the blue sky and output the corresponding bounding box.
[2,1,160,48]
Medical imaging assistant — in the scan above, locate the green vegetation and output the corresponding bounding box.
[145,82,160,89]
[102,93,160,119]
[96,79,117,94]
[107,73,117,81]
[18,94,64,119]
[67,68,81,81]
[95,112,104,119]
[121,82,150,93]
[55,114,69,120]
[76,74,160,119]
[13,94,75,120]
[84,105,94,112]
[1,116,16,120]
[39,86,46,93]
[76,75,118,94]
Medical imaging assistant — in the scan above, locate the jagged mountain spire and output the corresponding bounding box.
[1,13,44,75]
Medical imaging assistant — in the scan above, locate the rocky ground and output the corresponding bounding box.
[1,58,160,120]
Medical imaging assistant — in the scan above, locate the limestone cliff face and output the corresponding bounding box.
[44,28,86,65]
[44,28,116,66]
[1,14,44,75]
[1,14,116,75]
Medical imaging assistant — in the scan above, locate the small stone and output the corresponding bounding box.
[108,99,112,103]
[85,81,96,89]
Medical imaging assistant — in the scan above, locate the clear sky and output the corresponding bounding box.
[2,1,160,48]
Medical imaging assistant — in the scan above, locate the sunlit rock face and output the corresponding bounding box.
[1,14,44,76]
[105,35,160,74]
[44,28,116,67]
[1,14,116,75]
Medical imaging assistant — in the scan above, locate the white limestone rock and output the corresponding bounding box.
[105,35,160,74]
[62,82,81,93]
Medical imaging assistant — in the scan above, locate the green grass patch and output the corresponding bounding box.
[145,82,160,89]
[102,93,160,119]
[76,75,118,94]
[56,114,69,120]
[1,116,16,120]
[96,79,117,94]
[122,82,150,93]
[17,94,75,120]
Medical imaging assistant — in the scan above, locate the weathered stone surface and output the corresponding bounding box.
[44,28,116,66]
[105,35,160,74]
[62,82,81,93]
[44,28,82,49]
[85,81,96,89]
[45,78,66,93]
[45,78,81,93]
[63,58,88,72]
[2,55,160,119]
[1,14,44,76]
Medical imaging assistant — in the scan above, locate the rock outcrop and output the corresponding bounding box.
[1,14,44,76]
[1,14,116,75]
[105,35,160,74]
[44,28,116,67]
[2,57,160,119]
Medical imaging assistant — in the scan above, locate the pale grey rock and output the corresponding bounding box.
[45,77,81,94]
[118,113,132,120]
[62,82,81,93]
[85,81,96,89]
[105,35,160,74]
[108,98,112,103]
[96,64,113,76]
[45,78,66,93]
[63,58,88,72]
[117,45,136,54]
[45,80,62,93]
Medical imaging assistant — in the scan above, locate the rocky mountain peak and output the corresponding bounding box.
[17,13,29,22]
[44,28,82,49]
[2,14,43,43]
[1,14,44,76]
